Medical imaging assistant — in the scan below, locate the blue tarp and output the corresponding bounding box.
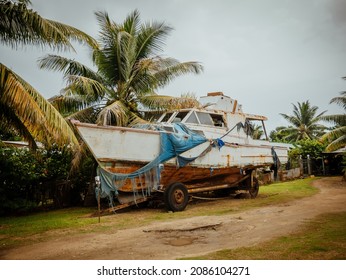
[159,123,208,163]
[96,123,208,198]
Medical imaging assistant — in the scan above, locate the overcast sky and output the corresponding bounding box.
[1,0,345,132]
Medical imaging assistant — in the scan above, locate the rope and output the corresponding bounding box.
[220,122,244,139]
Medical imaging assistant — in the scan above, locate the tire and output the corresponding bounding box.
[248,177,259,198]
[164,182,189,212]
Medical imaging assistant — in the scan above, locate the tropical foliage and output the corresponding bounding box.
[39,10,203,126]
[289,139,327,159]
[251,124,265,140]
[0,0,97,50]
[278,100,327,142]
[269,126,292,142]
[0,0,97,149]
[0,144,94,215]
[321,83,346,152]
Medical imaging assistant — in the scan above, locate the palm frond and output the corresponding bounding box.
[330,92,346,110]
[325,131,346,152]
[0,63,79,149]
[127,58,158,94]
[322,114,346,126]
[63,75,109,103]
[322,125,346,139]
[136,20,173,58]
[94,10,117,43]
[123,9,141,35]
[96,100,128,126]
[0,0,97,50]
[67,105,99,124]
[154,59,204,88]
[0,102,37,149]
[139,94,174,110]
[321,125,346,151]
[128,110,148,126]
[47,20,98,49]
[139,94,200,111]
[94,11,133,83]
[38,54,101,81]
[313,110,327,120]
[49,93,91,116]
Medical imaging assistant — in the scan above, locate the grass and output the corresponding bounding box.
[183,211,346,260]
[180,177,319,217]
[0,208,97,236]
[0,177,318,249]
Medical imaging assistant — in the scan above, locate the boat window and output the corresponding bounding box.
[185,111,199,124]
[210,113,226,127]
[244,119,267,140]
[196,112,214,126]
[172,111,188,123]
[159,112,174,122]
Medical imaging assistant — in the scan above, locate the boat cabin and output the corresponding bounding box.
[155,92,269,140]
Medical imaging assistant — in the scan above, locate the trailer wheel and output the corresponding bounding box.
[164,182,189,212]
[249,177,259,198]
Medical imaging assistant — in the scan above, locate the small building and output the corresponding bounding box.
[322,147,345,176]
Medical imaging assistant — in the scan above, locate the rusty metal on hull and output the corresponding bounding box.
[104,160,259,193]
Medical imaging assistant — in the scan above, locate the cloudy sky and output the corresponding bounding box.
[1,0,346,132]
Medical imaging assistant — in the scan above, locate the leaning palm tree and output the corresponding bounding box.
[321,89,346,152]
[279,100,327,142]
[0,64,80,149]
[0,0,97,149]
[39,10,203,127]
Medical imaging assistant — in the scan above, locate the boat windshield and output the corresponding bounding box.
[158,110,226,128]
[159,112,174,122]
[196,112,214,125]
[172,111,189,123]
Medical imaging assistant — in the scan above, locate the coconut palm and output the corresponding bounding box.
[279,100,327,142]
[0,0,97,149]
[321,87,346,152]
[269,126,292,142]
[251,124,264,140]
[38,10,203,126]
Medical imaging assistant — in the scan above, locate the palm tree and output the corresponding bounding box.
[321,84,346,151]
[0,0,97,149]
[251,124,264,140]
[269,126,292,142]
[38,10,203,126]
[279,100,327,142]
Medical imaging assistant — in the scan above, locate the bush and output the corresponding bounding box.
[287,139,328,174]
[289,139,327,159]
[0,145,94,215]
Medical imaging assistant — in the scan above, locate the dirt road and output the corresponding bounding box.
[2,177,346,260]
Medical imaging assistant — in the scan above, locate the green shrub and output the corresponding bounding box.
[289,139,327,159]
[0,145,94,215]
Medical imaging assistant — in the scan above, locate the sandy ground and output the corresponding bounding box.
[1,177,345,260]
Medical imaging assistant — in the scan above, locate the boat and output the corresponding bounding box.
[72,92,290,212]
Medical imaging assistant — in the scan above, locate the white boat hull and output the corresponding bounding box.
[74,122,288,169]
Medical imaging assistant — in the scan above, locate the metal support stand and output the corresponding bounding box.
[307,154,311,175]
[95,176,101,223]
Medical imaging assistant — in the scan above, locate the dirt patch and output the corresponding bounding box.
[1,177,346,260]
